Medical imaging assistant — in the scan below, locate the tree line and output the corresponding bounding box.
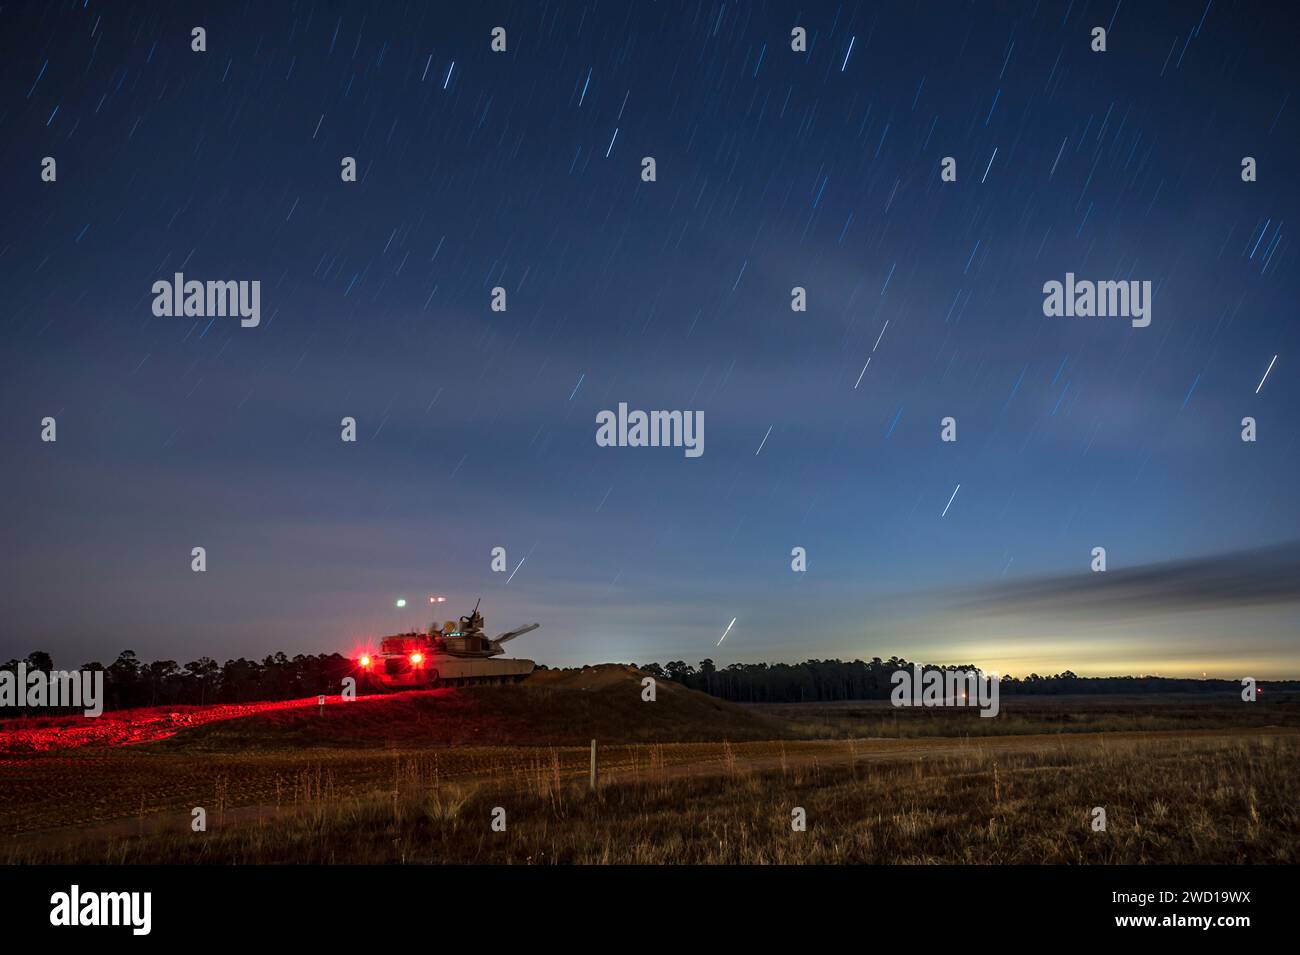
[3,649,1289,715]
[3,650,355,712]
[635,657,1284,703]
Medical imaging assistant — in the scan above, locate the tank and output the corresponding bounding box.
[358,600,540,690]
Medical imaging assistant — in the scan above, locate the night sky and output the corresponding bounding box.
[2,1,1297,678]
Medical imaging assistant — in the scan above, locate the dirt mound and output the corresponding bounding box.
[168,667,790,751]
[526,663,653,690]
[0,666,781,754]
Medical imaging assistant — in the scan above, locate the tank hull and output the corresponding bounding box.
[364,653,536,690]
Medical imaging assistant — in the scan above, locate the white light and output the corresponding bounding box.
[716,617,737,647]
[1256,354,1278,394]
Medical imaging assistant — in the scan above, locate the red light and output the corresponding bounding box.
[360,655,371,668]
[410,652,423,665]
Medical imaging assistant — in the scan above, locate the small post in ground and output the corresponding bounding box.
[589,738,598,791]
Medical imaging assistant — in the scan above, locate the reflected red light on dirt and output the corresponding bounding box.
[0,691,449,755]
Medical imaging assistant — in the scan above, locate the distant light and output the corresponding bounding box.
[429,595,446,604]
[360,655,371,668]
[410,652,423,665]
[395,598,407,608]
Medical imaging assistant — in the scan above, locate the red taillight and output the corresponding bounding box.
[410,652,423,665]
[360,655,371,668]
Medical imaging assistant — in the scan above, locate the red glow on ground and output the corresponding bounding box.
[0,692,413,754]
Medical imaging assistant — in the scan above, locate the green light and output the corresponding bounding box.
[395,598,407,608]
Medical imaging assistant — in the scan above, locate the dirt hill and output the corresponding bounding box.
[163,665,790,751]
[0,664,770,755]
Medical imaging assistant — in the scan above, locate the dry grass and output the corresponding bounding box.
[761,692,1300,738]
[8,733,1297,864]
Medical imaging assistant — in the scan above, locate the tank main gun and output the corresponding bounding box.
[492,623,540,645]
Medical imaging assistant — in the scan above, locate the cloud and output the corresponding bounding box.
[953,541,1300,618]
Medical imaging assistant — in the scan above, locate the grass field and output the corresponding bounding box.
[3,670,1297,864]
[760,692,1300,737]
[7,731,1296,864]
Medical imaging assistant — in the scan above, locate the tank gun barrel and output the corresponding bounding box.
[492,623,540,644]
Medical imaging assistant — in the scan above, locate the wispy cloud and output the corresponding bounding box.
[954,541,1300,618]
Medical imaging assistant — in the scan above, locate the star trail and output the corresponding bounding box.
[1,0,1297,679]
